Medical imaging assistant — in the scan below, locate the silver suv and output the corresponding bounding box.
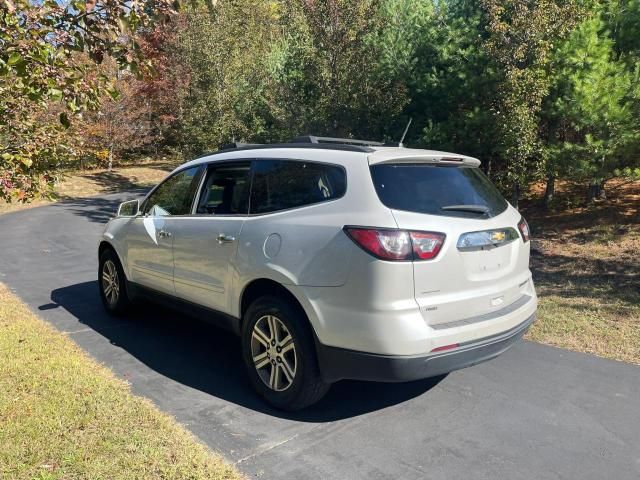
[99,137,537,410]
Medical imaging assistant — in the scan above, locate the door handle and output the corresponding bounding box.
[158,229,172,238]
[217,233,236,244]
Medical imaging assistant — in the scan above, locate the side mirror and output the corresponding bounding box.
[117,199,140,217]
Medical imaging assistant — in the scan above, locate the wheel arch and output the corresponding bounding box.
[98,240,131,286]
[239,278,320,338]
[98,239,135,305]
[239,278,330,387]
[98,240,126,270]
[98,240,116,259]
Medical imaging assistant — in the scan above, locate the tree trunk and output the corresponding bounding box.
[543,175,555,209]
[108,146,113,172]
[598,179,607,200]
[587,180,600,203]
[511,182,520,208]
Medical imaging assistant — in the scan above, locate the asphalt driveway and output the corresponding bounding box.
[0,192,638,479]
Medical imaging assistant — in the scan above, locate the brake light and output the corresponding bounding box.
[344,227,445,261]
[517,217,530,242]
[344,228,411,260]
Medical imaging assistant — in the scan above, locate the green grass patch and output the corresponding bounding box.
[0,283,243,480]
[528,295,640,365]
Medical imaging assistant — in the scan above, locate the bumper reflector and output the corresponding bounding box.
[430,343,460,353]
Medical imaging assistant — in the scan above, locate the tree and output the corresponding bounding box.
[0,0,176,202]
[135,22,189,154]
[270,0,408,140]
[168,0,407,151]
[542,8,640,204]
[169,1,282,153]
[605,0,640,64]
[479,0,583,206]
[376,0,501,169]
[79,63,157,170]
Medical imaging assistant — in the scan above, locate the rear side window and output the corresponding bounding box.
[250,160,346,214]
[370,164,507,218]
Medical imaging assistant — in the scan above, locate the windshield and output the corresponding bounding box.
[370,164,508,218]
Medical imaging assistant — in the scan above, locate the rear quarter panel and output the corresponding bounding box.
[231,149,398,316]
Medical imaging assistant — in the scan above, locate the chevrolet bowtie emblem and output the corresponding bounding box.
[491,231,506,242]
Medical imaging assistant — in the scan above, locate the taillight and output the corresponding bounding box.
[344,227,445,261]
[517,217,530,242]
[410,231,445,260]
[344,228,411,260]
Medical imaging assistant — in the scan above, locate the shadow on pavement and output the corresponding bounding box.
[48,281,444,422]
[53,189,149,224]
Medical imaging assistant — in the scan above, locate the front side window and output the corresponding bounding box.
[250,159,346,214]
[142,166,202,216]
[196,162,251,215]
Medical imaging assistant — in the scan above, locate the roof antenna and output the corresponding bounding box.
[399,118,412,147]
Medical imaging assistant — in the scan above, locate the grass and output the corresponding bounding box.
[522,178,640,364]
[0,160,177,215]
[529,295,640,364]
[0,282,243,480]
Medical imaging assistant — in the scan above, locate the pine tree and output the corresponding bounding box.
[479,0,583,207]
[542,8,639,204]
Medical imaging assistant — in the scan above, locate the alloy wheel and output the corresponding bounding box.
[250,315,297,392]
[101,259,120,306]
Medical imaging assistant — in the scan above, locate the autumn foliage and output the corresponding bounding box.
[1,0,639,205]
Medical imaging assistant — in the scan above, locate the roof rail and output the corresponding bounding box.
[194,142,375,160]
[219,142,263,150]
[291,135,384,147]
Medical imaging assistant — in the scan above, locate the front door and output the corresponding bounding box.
[126,165,203,295]
[171,161,251,313]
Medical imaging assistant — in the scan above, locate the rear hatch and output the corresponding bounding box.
[369,157,533,327]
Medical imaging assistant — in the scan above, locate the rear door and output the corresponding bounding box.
[369,162,533,327]
[170,161,251,313]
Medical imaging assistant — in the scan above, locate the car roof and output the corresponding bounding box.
[175,144,481,173]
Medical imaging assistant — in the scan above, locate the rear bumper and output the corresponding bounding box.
[317,312,535,383]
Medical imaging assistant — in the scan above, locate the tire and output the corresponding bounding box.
[99,249,131,315]
[242,296,330,411]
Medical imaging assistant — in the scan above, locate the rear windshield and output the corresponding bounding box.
[370,164,508,218]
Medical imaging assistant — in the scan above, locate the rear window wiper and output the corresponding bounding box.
[441,204,490,215]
